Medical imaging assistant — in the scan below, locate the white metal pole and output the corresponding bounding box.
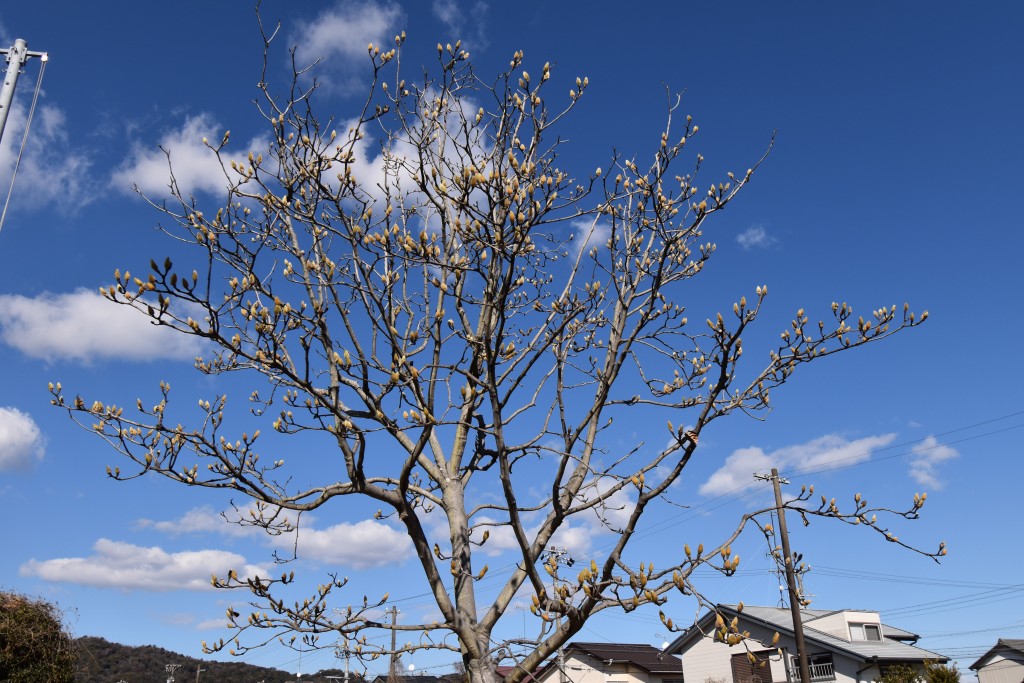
[0,39,28,143]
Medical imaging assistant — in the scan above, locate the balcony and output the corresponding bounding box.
[788,661,836,682]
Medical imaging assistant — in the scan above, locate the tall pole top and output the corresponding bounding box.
[0,39,30,143]
[0,38,48,149]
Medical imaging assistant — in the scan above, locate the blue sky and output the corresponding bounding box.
[0,0,1021,678]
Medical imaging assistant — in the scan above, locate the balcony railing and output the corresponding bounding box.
[788,662,836,682]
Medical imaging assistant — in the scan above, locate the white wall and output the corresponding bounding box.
[538,650,681,683]
[679,620,790,683]
[677,618,884,683]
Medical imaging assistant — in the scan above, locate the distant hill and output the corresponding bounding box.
[73,635,362,683]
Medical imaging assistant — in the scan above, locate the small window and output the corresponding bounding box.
[850,623,882,641]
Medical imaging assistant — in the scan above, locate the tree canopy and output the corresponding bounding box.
[53,24,943,683]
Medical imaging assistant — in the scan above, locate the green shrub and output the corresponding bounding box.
[0,590,75,683]
[924,660,960,683]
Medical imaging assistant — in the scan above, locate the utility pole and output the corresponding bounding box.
[194,665,205,682]
[756,469,812,683]
[542,547,574,683]
[333,608,353,683]
[0,38,46,144]
[331,636,352,683]
[345,636,351,683]
[0,37,48,234]
[388,605,401,683]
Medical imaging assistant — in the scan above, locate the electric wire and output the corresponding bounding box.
[375,407,1024,612]
[245,408,1024,671]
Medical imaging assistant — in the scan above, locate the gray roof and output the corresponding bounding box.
[566,642,682,674]
[970,639,1024,670]
[668,605,946,664]
[370,675,451,683]
[878,624,920,642]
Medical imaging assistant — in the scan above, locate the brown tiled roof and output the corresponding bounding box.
[497,665,541,682]
[567,642,682,674]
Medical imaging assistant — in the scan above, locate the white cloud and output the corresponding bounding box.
[908,436,958,490]
[699,446,775,497]
[548,524,596,558]
[432,0,489,51]
[159,612,197,626]
[281,519,414,569]
[570,218,610,259]
[0,96,97,213]
[468,516,523,557]
[0,407,45,471]
[110,113,267,198]
[139,505,413,569]
[699,433,897,496]
[197,617,231,631]
[136,506,255,539]
[20,538,265,591]
[736,224,774,250]
[0,288,202,363]
[293,2,403,92]
[516,481,638,558]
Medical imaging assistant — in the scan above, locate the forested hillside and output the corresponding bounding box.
[74,636,359,682]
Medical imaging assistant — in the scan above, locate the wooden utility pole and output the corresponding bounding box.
[759,469,812,683]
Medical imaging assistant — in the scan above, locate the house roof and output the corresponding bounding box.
[370,675,451,683]
[969,639,1024,670]
[667,605,947,664]
[565,642,682,674]
[497,665,541,682]
[878,624,920,642]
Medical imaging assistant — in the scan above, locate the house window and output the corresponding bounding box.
[850,624,882,642]
[789,653,836,682]
[731,651,772,683]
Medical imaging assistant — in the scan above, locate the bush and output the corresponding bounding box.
[878,664,924,683]
[0,590,75,683]
[925,661,960,683]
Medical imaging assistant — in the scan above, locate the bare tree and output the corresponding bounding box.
[52,25,943,683]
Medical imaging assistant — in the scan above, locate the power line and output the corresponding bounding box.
[783,409,1024,478]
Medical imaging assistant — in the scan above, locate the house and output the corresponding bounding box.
[970,639,1024,683]
[498,664,543,682]
[664,605,947,683]
[533,642,683,683]
[370,675,453,683]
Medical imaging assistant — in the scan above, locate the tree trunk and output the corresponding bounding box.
[465,655,502,683]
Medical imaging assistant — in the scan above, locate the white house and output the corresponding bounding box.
[970,639,1024,683]
[534,642,684,683]
[665,605,947,683]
